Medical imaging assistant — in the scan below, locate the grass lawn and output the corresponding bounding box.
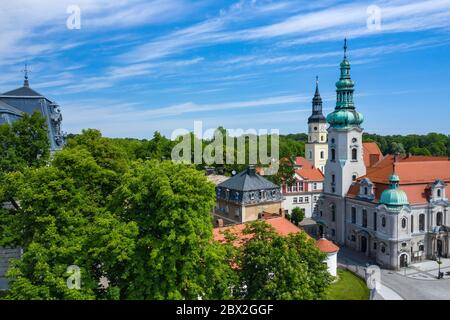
[325,269,370,300]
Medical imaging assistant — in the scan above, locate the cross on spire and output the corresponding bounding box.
[22,62,30,87]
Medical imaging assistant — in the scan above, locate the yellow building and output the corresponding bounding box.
[305,77,328,173]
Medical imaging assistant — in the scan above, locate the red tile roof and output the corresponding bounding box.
[363,142,384,168]
[316,238,339,253]
[347,155,450,205]
[213,216,338,253]
[294,156,324,181]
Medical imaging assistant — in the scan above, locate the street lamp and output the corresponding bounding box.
[436,251,443,279]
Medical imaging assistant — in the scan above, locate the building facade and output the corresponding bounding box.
[281,157,324,218]
[0,71,65,152]
[305,77,328,173]
[315,40,450,270]
[215,166,283,224]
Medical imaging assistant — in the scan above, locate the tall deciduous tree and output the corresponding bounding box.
[0,112,50,174]
[110,160,237,299]
[237,221,331,300]
[0,148,138,300]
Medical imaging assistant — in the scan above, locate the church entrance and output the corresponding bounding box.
[360,236,367,254]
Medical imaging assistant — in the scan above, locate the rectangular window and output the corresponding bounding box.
[313,183,317,190]
[351,207,356,224]
[299,183,304,192]
[305,197,309,203]
[292,184,297,192]
[374,212,377,231]
[362,209,367,228]
[293,197,297,203]
[419,214,425,232]
[287,186,291,192]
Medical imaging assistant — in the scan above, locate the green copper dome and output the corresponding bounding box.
[327,39,364,129]
[326,109,363,128]
[379,174,409,208]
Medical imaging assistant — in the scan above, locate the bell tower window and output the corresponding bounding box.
[352,148,357,161]
[331,148,336,161]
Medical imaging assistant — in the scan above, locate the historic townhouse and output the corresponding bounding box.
[315,40,450,270]
[215,166,283,224]
[281,157,324,218]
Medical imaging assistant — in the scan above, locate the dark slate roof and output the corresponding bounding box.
[1,86,43,97]
[0,100,23,115]
[218,166,280,191]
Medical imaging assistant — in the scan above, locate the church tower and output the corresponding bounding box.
[323,39,366,198]
[305,77,328,173]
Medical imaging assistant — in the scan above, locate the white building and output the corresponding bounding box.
[281,157,324,218]
[315,40,450,270]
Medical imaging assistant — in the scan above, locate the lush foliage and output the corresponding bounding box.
[0,112,50,174]
[291,207,305,226]
[235,221,331,300]
[363,132,449,157]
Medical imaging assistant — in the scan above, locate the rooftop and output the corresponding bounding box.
[217,166,279,191]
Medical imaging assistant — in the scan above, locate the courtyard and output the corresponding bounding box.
[338,247,450,300]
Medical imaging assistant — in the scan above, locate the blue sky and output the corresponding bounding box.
[1,0,449,138]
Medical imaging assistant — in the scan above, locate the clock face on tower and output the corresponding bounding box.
[352,138,357,143]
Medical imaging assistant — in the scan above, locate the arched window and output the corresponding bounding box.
[331,204,336,222]
[309,151,312,159]
[419,214,425,231]
[401,218,407,229]
[382,216,386,228]
[320,151,324,159]
[411,216,414,233]
[437,189,441,197]
[331,148,336,161]
[352,174,357,181]
[437,212,443,226]
[352,148,357,160]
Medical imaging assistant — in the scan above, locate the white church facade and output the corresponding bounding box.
[314,40,450,270]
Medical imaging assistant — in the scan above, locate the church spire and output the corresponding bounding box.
[308,76,326,124]
[326,39,364,129]
[22,63,30,87]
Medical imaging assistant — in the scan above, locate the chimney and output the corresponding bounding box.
[247,165,257,176]
[216,219,224,228]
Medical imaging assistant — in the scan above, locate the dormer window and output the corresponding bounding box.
[358,178,374,200]
[430,179,446,201]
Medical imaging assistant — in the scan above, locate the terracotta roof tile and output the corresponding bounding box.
[363,142,384,168]
[347,155,450,205]
[213,217,336,253]
[316,238,339,253]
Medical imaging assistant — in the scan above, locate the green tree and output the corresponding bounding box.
[237,221,331,300]
[291,207,305,226]
[0,148,138,300]
[109,160,236,299]
[0,112,50,174]
[66,129,129,174]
